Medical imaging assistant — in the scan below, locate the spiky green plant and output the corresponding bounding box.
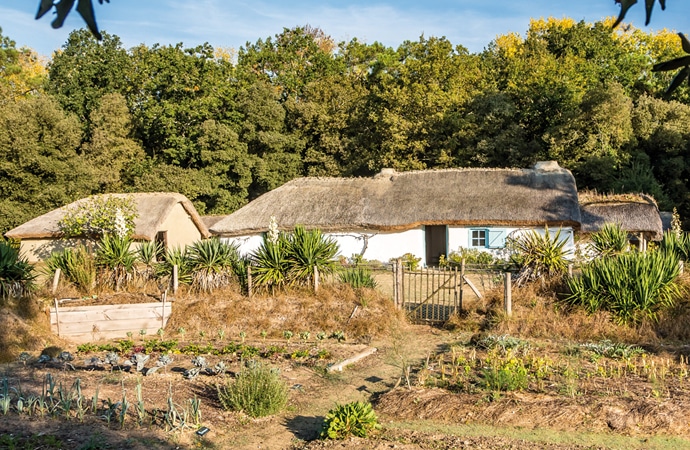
[252,234,290,291]
[96,234,136,290]
[155,246,193,286]
[136,240,162,281]
[188,238,240,292]
[565,251,681,325]
[590,223,629,257]
[660,230,690,261]
[285,225,339,286]
[45,246,96,293]
[320,401,380,439]
[0,241,35,300]
[509,227,570,286]
[338,267,378,289]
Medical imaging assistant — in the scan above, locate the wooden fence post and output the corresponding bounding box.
[247,265,253,298]
[504,272,512,316]
[161,290,166,330]
[393,258,403,309]
[680,260,685,275]
[313,266,320,293]
[568,263,573,277]
[459,258,465,311]
[172,265,179,294]
[51,268,61,295]
[54,298,60,337]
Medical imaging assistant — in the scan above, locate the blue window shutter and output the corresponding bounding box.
[488,229,506,248]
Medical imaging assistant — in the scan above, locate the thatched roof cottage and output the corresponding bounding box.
[579,192,663,251]
[210,161,581,266]
[5,192,209,262]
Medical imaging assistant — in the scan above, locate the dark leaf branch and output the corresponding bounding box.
[652,33,690,95]
[613,0,666,28]
[36,0,108,40]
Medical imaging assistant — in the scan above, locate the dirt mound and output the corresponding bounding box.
[0,299,62,362]
[376,388,690,437]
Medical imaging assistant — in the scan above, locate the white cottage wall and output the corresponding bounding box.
[448,226,576,260]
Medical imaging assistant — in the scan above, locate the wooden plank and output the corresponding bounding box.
[51,318,168,335]
[463,275,482,299]
[55,302,164,311]
[50,308,164,325]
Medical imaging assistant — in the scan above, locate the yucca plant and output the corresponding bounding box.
[136,240,162,282]
[590,223,629,257]
[338,267,378,289]
[188,238,240,292]
[565,251,681,325]
[252,234,290,292]
[659,230,690,261]
[96,234,136,291]
[0,241,36,300]
[155,246,193,286]
[509,227,571,286]
[285,225,339,286]
[45,246,96,293]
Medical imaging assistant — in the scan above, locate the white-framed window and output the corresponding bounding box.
[469,229,507,249]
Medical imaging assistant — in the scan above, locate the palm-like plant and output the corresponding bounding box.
[0,241,36,300]
[565,251,681,326]
[509,227,571,286]
[155,246,193,286]
[285,225,339,286]
[252,234,290,292]
[188,238,240,292]
[135,240,163,282]
[45,246,96,293]
[96,234,136,291]
[659,230,690,261]
[590,223,629,257]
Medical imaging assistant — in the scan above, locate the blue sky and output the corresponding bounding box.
[2,1,690,58]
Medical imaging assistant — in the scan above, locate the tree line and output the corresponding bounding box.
[1,17,690,235]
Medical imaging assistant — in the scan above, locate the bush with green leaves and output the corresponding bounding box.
[338,267,378,289]
[565,250,681,325]
[58,195,137,240]
[96,234,136,290]
[440,247,504,268]
[45,246,96,293]
[285,225,339,285]
[0,240,35,300]
[188,238,242,292]
[509,228,571,286]
[155,246,193,286]
[392,253,422,271]
[217,363,288,418]
[320,401,381,440]
[590,223,629,257]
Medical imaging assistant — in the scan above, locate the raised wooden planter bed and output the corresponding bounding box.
[50,300,172,343]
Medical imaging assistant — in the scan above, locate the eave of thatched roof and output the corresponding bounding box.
[5,193,209,241]
[201,215,227,229]
[579,192,663,240]
[211,162,581,237]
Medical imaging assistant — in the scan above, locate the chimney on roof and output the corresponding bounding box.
[533,161,562,172]
[375,168,396,178]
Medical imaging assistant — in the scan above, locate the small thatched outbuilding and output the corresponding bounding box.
[211,161,581,266]
[579,192,663,251]
[5,192,209,262]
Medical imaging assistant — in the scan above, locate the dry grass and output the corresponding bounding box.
[166,284,404,342]
[0,297,63,363]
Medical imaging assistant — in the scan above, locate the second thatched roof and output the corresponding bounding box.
[211,161,581,237]
[5,192,209,241]
[579,192,663,240]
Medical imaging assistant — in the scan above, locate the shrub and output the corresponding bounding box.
[393,253,421,271]
[509,228,570,286]
[440,247,503,268]
[320,401,380,440]
[45,246,96,293]
[155,246,193,286]
[285,225,339,286]
[338,267,377,289]
[217,363,288,418]
[136,240,162,281]
[565,251,681,325]
[0,241,35,300]
[188,238,240,292]
[96,234,136,290]
[659,230,690,261]
[590,223,629,257]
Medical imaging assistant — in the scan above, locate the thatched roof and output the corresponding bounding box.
[5,193,209,241]
[211,162,581,237]
[579,192,663,240]
[201,215,227,229]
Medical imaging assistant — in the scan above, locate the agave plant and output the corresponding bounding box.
[285,225,339,286]
[0,241,36,300]
[188,238,240,292]
[565,250,681,326]
[590,223,629,258]
[509,227,570,286]
[251,234,290,292]
[45,245,96,293]
[96,234,136,291]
